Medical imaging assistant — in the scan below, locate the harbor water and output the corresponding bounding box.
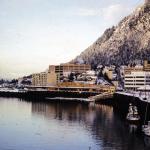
[0,97,149,150]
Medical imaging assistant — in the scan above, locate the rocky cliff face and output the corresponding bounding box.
[73,2,150,68]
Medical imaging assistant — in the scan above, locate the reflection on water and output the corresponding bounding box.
[0,97,148,150]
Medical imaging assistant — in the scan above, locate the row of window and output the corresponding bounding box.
[125,76,145,78]
[125,83,145,85]
[125,80,150,82]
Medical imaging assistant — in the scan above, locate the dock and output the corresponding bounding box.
[89,92,114,102]
[45,93,114,103]
[0,88,114,104]
[46,97,91,103]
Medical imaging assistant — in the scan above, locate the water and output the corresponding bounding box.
[0,97,149,150]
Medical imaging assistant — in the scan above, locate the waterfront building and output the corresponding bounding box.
[48,82,115,94]
[49,63,91,83]
[32,63,91,86]
[123,60,150,90]
[32,72,47,86]
[124,71,150,90]
[32,72,57,86]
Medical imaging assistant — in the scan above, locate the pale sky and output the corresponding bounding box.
[0,0,143,79]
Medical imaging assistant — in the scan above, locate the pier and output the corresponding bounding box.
[0,88,114,104]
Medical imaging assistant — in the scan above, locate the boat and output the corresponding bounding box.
[126,103,140,124]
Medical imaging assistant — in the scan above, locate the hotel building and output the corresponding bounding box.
[32,63,91,86]
[124,60,150,90]
[49,63,91,83]
[124,71,150,90]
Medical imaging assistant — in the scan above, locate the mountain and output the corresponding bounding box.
[73,1,150,68]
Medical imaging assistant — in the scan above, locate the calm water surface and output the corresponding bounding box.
[0,97,149,150]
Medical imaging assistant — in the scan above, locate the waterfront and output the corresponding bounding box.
[0,97,149,150]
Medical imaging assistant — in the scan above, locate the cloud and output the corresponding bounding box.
[102,4,132,22]
[77,8,98,16]
[77,4,132,23]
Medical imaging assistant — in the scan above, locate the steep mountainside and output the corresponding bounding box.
[73,2,150,67]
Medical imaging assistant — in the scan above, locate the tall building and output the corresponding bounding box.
[49,63,91,83]
[123,60,150,90]
[124,71,150,90]
[32,63,91,86]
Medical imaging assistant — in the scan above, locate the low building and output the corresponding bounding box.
[48,82,115,94]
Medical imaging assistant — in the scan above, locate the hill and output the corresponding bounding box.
[73,2,150,68]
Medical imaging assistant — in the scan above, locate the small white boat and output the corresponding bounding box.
[126,103,140,124]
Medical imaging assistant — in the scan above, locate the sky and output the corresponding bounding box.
[0,0,144,79]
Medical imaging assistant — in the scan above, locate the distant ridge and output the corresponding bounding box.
[72,2,150,67]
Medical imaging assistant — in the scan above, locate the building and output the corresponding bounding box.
[124,66,143,75]
[124,60,150,75]
[47,72,57,86]
[47,82,115,94]
[32,72,57,86]
[123,60,150,90]
[32,72,47,86]
[32,63,91,86]
[144,60,150,71]
[49,63,91,83]
[124,71,150,90]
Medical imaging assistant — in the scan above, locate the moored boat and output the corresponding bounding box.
[126,103,140,124]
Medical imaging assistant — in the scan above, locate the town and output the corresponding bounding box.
[1,60,150,97]
[0,0,150,149]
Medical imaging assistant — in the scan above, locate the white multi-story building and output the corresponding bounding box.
[124,71,150,90]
